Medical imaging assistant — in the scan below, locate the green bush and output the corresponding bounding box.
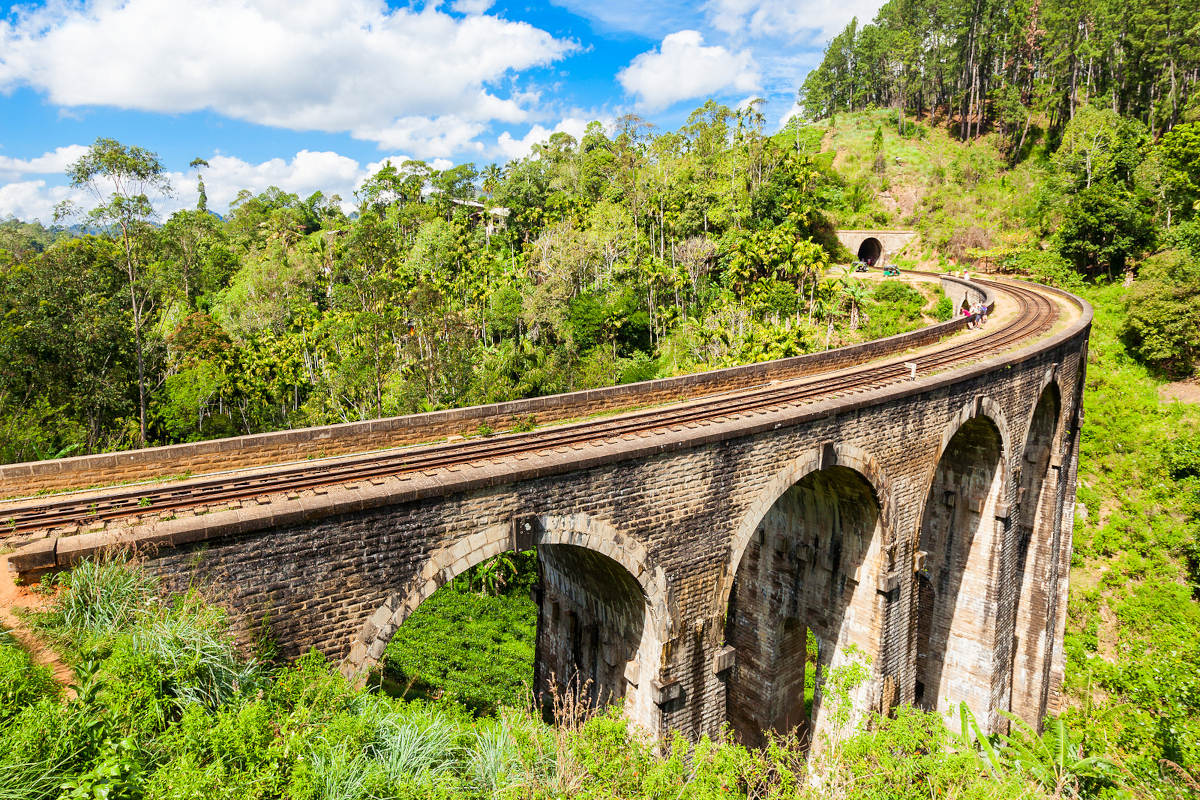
[1124,249,1200,376]
[0,632,57,724]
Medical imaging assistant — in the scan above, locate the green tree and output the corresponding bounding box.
[63,138,172,446]
[1159,121,1200,224]
[1053,106,1147,191]
[189,157,209,212]
[0,237,135,454]
[1124,249,1200,376]
[1056,182,1155,276]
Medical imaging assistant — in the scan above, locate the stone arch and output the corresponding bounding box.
[721,444,893,748]
[1010,377,1063,725]
[911,397,1010,729]
[723,442,895,609]
[857,237,883,265]
[928,396,1012,477]
[345,513,671,733]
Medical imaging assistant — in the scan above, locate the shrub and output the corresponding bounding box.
[40,555,158,641]
[1124,249,1200,376]
[0,633,58,724]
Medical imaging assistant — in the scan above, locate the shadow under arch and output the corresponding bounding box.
[721,444,893,748]
[1010,377,1062,725]
[857,237,883,265]
[911,397,1010,727]
[344,513,672,734]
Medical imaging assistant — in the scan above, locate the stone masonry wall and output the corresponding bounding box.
[101,311,1089,741]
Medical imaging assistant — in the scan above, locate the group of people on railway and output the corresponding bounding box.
[963,300,989,329]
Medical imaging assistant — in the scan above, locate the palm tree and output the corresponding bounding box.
[840,277,871,330]
[481,163,502,197]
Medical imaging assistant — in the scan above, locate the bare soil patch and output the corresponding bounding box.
[0,554,74,692]
[1160,379,1200,405]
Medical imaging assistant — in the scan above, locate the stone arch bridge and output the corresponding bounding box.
[4,274,1089,743]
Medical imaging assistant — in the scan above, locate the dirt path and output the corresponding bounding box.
[1160,379,1200,405]
[0,554,75,693]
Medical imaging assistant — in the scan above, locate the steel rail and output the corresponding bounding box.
[0,279,1057,536]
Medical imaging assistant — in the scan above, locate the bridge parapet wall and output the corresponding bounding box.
[0,276,989,496]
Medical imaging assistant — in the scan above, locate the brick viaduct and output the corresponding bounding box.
[5,275,1090,746]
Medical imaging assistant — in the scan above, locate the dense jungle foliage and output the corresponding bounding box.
[0,108,951,463]
[801,0,1199,143]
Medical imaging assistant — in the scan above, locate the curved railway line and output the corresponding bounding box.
[0,277,1061,537]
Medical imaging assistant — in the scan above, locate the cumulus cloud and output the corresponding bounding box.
[617,30,759,111]
[706,0,888,42]
[0,147,466,224]
[496,117,592,160]
[0,180,78,223]
[452,0,496,14]
[0,145,91,180]
[0,0,574,157]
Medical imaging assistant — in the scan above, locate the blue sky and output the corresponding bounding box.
[0,0,884,222]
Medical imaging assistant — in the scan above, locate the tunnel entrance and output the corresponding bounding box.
[380,531,654,728]
[857,237,883,266]
[1010,385,1061,725]
[725,464,883,748]
[913,415,1004,719]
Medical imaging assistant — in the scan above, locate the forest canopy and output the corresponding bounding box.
[0,111,932,462]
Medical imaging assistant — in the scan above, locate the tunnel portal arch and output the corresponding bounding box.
[348,514,671,733]
[857,237,883,265]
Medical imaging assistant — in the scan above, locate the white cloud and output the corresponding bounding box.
[0,180,78,223]
[496,117,592,160]
[0,0,574,156]
[452,0,496,14]
[0,148,469,223]
[186,150,364,213]
[0,145,91,179]
[777,101,803,129]
[706,0,887,42]
[355,116,491,159]
[617,30,759,111]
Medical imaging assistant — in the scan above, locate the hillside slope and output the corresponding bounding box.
[812,109,1200,782]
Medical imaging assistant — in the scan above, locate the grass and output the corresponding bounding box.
[817,110,1054,264]
[1052,281,1200,783]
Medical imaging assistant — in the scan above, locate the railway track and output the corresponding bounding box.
[0,278,1058,537]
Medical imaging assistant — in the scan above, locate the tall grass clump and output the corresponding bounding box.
[33,556,264,733]
[467,723,520,795]
[41,554,157,640]
[370,710,460,783]
[127,598,262,710]
[304,744,376,800]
